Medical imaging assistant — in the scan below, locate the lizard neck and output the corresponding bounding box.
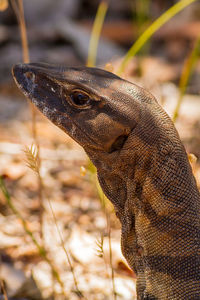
[93,105,200,223]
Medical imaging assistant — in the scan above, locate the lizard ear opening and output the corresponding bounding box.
[109,134,128,153]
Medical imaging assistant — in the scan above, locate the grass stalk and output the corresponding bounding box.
[97,189,116,299]
[23,144,44,241]
[0,176,65,293]
[0,279,8,300]
[87,1,108,67]
[47,199,85,299]
[117,0,198,75]
[91,173,116,298]
[95,234,104,259]
[135,0,150,31]
[11,0,29,63]
[11,0,44,239]
[172,36,200,122]
[106,211,117,300]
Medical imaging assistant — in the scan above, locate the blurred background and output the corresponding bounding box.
[0,0,200,299]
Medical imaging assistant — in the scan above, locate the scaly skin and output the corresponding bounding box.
[12,63,200,299]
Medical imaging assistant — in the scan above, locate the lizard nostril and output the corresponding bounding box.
[24,71,35,82]
[23,71,37,93]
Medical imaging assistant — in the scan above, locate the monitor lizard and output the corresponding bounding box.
[12,63,200,300]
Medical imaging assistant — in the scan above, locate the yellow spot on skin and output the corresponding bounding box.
[0,0,8,11]
[80,166,87,176]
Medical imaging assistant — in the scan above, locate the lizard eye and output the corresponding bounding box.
[69,91,90,107]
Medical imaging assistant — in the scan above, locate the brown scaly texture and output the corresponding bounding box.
[12,63,200,300]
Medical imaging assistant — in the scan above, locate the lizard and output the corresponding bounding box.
[12,63,200,300]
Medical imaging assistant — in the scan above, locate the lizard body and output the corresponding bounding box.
[12,63,200,299]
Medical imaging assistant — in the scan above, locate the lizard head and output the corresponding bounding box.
[12,63,149,168]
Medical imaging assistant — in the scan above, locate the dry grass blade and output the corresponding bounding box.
[23,144,40,173]
[0,279,8,300]
[95,234,104,258]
